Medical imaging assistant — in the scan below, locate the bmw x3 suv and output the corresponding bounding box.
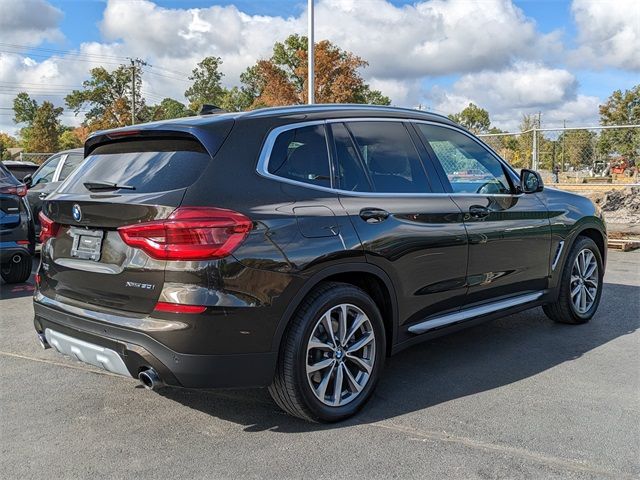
[34,105,606,422]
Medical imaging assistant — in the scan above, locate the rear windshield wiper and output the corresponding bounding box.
[83,181,136,191]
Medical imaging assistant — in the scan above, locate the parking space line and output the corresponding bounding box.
[367,421,632,479]
[0,350,121,377]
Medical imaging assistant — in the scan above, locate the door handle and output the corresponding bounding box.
[468,205,490,219]
[359,208,390,223]
[38,193,48,200]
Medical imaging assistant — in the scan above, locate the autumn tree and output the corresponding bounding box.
[448,103,491,133]
[597,85,639,162]
[184,57,227,112]
[66,65,145,131]
[0,133,17,160]
[12,93,63,152]
[239,34,390,108]
[58,128,84,150]
[149,98,194,121]
[557,129,596,169]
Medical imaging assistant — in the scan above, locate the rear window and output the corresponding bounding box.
[60,138,211,194]
[0,163,18,184]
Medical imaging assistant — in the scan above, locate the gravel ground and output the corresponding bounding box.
[0,251,638,479]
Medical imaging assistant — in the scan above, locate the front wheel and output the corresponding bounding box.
[543,236,603,324]
[268,282,386,422]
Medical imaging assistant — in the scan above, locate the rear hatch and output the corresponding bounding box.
[0,163,25,230]
[40,123,232,314]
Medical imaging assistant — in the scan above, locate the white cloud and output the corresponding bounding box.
[429,63,600,130]
[570,0,640,71]
[0,0,63,46]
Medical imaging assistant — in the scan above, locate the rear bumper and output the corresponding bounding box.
[33,299,278,389]
[0,242,33,263]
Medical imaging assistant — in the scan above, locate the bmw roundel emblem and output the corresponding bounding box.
[72,204,82,222]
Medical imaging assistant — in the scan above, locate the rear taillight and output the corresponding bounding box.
[0,184,27,197]
[39,212,60,243]
[118,207,253,261]
[154,302,207,314]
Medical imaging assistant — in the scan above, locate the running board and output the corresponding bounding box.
[408,291,545,335]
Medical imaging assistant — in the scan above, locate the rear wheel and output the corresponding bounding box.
[268,282,385,422]
[1,253,32,284]
[543,236,603,324]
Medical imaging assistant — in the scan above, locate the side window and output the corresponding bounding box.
[346,121,431,193]
[58,154,84,181]
[267,125,331,187]
[32,155,63,186]
[417,124,512,194]
[331,123,372,192]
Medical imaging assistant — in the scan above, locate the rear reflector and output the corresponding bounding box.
[118,207,252,261]
[39,211,60,244]
[17,240,30,245]
[0,184,27,197]
[154,302,207,314]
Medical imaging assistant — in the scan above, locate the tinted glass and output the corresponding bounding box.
[268,125,331,187]
[0,163,17,185]
[60,138,211,194]
[331,123,372,192]
[417,124,512,194]
[32,154,62,185]
[346,121,431,193]
[58,153,84,181]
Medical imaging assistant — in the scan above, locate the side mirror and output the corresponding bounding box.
[520,169,544,193]
[23,174,33,188]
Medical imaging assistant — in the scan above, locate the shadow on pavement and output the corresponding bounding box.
[0,256,38,300]
[158,281,639,432]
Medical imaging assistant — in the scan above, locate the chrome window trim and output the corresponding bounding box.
[256,117,523,199]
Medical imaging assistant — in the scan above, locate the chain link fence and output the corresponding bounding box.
[19,152,54,165]
[478,125,639,183]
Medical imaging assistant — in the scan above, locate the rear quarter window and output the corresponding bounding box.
[60,138,211,194]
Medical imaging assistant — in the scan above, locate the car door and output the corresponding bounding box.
[332,120,469,329]
[26,153,65,236]
[415,123,551,305]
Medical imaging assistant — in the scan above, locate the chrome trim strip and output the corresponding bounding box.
[256,118,523,198]
[408,291,544,334]
[44,328,132,377]
[551,241,565,271]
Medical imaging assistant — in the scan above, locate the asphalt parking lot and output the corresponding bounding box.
[1,251,638,479]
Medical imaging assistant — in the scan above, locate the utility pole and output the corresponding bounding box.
[307,0,314,104]
[129,58,148,125]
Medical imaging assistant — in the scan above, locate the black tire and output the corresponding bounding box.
[543,236,603,324]
[268,282,386,423]
[0,254,32,284]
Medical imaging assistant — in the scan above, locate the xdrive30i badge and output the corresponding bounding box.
[125,281,156,290]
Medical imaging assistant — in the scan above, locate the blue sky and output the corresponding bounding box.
[1,0,638,133]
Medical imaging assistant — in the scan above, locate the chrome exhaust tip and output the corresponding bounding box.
[11,254,22,264]
[138,368,164,390]
[37,333,50,350]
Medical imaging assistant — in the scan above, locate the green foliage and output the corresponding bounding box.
[0,133,17,160]
[184,57,226,112]
[12,93,63,152]
[149,98,194,121]
[13,92,38,124]
[598,85,639,161]
[65,65,144,131]
[448,103,491,133]
[58,129,83,150]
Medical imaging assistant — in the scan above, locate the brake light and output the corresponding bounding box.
[39,211,60,243]
[0,184,27,197]
[118,207,252,260]
[154,302,207,314]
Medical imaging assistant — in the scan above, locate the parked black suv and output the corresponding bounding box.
[34,105,606,422]
[0,162,34,283]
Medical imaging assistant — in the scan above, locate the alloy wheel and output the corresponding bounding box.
[570,248,599,314]
[306,303,376,407]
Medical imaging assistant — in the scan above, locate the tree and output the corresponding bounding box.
[238,34,390,108]
[448,103,491,133]
[58,129,83,150]
[598,85,639,163]
[66,65,145,131]
[149,98,194,121]
[12,93,63,152]
[558,129,596,169]
[0,133,17,160]
[184,57,226,112]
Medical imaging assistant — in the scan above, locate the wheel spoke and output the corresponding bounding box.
[571,283,582,297]
[344,313,367,344]
[584,278,598,288]
[343,364,363,393]
[346,331,374,354]
[315,362,335,400]
[580,286,587,311]
[332,362,344,406]
[338,304,348,345]
[346,353,373,374]
[307,358,334,374]
[584,261,597,279]
[584,287,596,301]
[307,337,335,352]
[321,313,337,348]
